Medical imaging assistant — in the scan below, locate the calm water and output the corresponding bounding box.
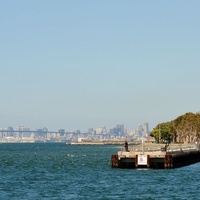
[0,143,200,200]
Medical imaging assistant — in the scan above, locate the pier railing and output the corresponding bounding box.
[125,143,199,153]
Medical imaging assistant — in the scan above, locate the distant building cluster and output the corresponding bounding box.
[0,122,151,143]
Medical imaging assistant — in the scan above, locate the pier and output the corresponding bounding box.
[111,143,200,169]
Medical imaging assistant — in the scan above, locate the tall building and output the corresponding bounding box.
[57,128,65,136]
[95,127,107,135]
[116,124,124,136]
[15,126,31,138]
[0,127,14,138]
[138,124,143,137]
[143,122,149,137]
[110,124,124,136]
[6,127,14,137]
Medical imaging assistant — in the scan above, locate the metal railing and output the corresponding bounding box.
[126,143,199,153]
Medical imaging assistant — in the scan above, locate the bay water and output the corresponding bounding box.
[0,143,199,200]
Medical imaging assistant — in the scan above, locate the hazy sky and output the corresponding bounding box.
[1,1,200,132]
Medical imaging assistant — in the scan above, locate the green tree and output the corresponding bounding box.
[151,112,200,143]
[150,122,174,143]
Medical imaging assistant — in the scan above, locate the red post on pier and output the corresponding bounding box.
[165,155,173,168]
[111,155,119,168]
[135,155,138,168]
[147,155,150,168]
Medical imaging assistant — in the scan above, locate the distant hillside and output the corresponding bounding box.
[150,112,200,143]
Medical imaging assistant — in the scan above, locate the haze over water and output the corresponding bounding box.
[0,143,199,200]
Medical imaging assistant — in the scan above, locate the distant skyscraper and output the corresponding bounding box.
[143,122,149,137]
[95,127,107,135]
[57,128,65,136]
[15,126,31,138]
[138,124,143,137]
[116,124,124,136]
[109,124,124,136]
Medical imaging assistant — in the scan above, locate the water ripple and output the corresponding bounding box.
[0,143,200,199]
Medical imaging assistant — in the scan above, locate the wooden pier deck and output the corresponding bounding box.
[111,143,200,169]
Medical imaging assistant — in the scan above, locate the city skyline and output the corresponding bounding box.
[0,122,149,134]
[1,1,200,132]
[0,122,150,143]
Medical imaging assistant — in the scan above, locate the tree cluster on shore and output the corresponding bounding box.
[150,112,200,143]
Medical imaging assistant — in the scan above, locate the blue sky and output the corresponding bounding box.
[0,1,200,132]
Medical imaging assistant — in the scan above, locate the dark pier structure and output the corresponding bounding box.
[111,143,200,169]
